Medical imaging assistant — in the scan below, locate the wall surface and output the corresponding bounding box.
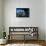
[0,0,3,38]
[45,0,46,40]
[3,0,45,40]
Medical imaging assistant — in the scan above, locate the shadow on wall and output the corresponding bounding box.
[0,31,3,39]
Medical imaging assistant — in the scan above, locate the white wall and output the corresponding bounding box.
[0,0,2,26]
[45,0,46,40]
[0,0,3,38]
[3,0,45,40]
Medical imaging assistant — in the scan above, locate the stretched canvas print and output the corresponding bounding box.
[16,8,29,17]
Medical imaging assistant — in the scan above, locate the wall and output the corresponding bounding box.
[3,0,45,40]
[0,0,3,38]
[45,0,46,40]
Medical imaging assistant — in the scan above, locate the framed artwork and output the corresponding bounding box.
[16,8,29,17]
